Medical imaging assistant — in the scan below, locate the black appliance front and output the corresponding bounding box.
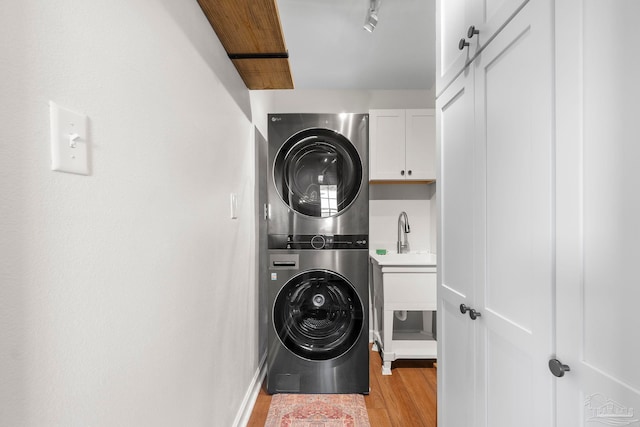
[267,249,369,394]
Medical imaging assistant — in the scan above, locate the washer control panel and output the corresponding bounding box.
[268,234,368,250]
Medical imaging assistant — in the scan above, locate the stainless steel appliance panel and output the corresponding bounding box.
[266,249,369,394]
[267,113,369,235]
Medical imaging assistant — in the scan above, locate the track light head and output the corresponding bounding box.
[363,12,378,32]
[363,0,381,32]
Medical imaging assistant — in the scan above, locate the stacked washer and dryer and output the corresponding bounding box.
[266,113,369,394]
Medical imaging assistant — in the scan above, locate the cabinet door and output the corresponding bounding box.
[474,2,554,426]
[436,67,477,427]
[405,109,436,180]
[369,109,406,180]
[436,0,530,96]
[468,0,530,54]
[556,1,640,425]
[436,0,474,96]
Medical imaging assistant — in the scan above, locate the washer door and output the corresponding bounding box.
[273,129,363,218]
[273,270,364,361]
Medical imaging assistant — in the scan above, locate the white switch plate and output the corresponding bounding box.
[50,101,89,175]
[230,193,238,219]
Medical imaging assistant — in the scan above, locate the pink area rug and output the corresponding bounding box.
[265,394,370,427]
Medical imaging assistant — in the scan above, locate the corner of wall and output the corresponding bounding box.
[232,352,267,427]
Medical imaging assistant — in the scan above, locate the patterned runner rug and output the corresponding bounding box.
[264,394,370,427]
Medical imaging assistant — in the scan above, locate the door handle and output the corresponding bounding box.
[273,261,296,267]
[549,359,571,377]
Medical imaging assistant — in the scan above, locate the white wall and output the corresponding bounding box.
[250,89,437,253]
[369,184,436,253]
[0,1,259,426]
[250,89,435,139]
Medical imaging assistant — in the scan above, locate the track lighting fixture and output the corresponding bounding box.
[363,0,381,32]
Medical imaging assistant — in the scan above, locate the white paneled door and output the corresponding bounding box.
[474,3,555,426]
[437,2,554,426]
[439,1,640,425]
[437,67,477,427]
[556,1,640,425]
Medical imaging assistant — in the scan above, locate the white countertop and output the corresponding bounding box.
[369,250,437,267]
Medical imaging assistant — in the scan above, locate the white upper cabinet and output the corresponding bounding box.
[406,110,436,181]
[369,109,405,181]
[436,0,530,95]
[369,109,435,181]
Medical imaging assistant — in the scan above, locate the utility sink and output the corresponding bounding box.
[369,251,437,267]
[369,250,438,374]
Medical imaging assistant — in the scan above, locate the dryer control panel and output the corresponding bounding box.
[268,234,368,250]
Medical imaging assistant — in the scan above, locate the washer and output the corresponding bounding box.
[267,238,369,394]
[267,113,368,236]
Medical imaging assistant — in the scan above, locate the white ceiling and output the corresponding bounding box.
[277,0,435,90]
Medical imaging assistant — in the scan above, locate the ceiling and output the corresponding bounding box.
[276,0,435,90]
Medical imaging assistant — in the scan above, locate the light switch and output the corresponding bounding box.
[230,193,238,219]
[50,101,89,175]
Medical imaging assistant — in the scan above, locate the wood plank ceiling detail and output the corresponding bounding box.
[197,0,294,90]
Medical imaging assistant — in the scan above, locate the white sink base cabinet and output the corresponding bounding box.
[370,259,437,375]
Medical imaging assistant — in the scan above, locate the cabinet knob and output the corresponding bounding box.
[459,38,469,50]
[469,308,481,320]
[408,170,412,176]
[467,25,479,38]
[548,359,571,378]
[460,304,481,320]
[401,170,405,176]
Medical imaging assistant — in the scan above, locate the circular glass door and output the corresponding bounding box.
[273,129,363,218]
[273,270,364,361]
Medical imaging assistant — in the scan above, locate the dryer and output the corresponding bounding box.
[267,113,368,236]
[267,240,369,394]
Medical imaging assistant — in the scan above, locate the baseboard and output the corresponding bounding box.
[370,330,382,348]
[232,352,267,427]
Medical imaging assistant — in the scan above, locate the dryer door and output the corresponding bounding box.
[273,129,363,218]
[273,269,364,361]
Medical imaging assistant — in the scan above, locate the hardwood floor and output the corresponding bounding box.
[246,346,437,426]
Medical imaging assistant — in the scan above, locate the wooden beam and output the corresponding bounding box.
[197,0,294,89]
[231,58,294,90]
[198,0,287,54]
